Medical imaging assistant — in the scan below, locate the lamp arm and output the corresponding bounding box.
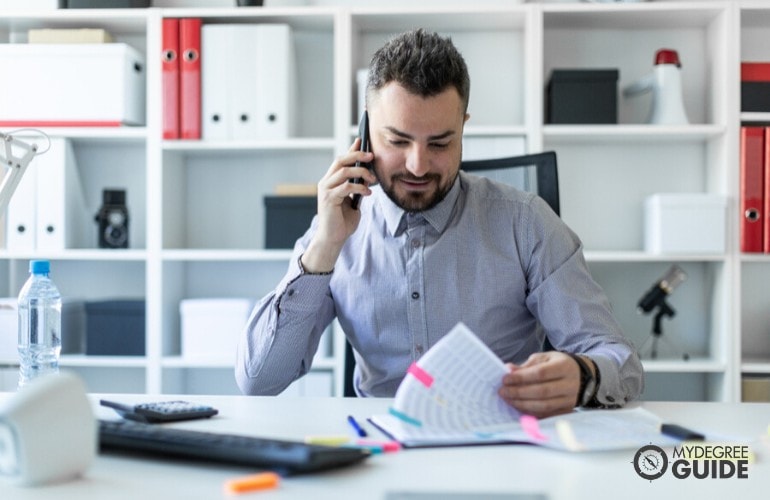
[0,131,38,215]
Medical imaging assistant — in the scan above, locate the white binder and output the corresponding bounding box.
[254,24,296,140]
[5,158,37,251]
[229,25,261,140]
[35,139,88,251]
[201,24,296,141]
[201,24,231,141]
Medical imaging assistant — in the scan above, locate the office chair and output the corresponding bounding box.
[343,151,560,397]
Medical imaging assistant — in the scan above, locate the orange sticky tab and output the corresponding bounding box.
[224,471,280,495]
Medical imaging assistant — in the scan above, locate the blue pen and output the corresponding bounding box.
[347,415,368,437]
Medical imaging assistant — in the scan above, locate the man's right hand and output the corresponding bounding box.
[300,139,376,274]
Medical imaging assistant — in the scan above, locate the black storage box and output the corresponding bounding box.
[741,62,770,112]
[547,69,619,124]
[66,0,149,7]
[264,196,316,249]
[85,300,145,356]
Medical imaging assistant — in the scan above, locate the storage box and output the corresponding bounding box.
[644,194,727,254]
[0,298,86,360]
[85,300,145,356]
[547,69,619,124]
[264,196,316,249]
[65,0,149,6]
[180,298,253,359]
[742,376,770,402]
[0,43,146,127]
[741,62,770,112]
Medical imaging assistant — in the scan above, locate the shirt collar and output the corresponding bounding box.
[376,173,462,237]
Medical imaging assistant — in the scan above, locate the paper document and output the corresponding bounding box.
[370,323,678,451]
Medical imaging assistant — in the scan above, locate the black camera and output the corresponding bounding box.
[95,189,129,249]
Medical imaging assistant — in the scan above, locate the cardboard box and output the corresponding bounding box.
[741,62,770,112]
[264,196,316,249]
[0,43,146,126]
[547,69,619,124]
[180,298,253,359]
[742,377,770,402]
[85,300,145,355]
[644,194,727,254]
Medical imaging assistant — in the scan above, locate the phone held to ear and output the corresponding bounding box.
[350,110,372,210]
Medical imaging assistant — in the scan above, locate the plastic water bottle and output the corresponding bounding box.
[17,260,62,389]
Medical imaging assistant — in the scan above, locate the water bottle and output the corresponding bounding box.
[17,260,62,389]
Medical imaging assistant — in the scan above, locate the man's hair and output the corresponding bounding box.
[367,28,470,113]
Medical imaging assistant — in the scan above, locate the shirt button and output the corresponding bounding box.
[411,292,420,299]
[411,239,420,248]
[287,289,295,297]
[416,344,424,354]
[606,395,615,403]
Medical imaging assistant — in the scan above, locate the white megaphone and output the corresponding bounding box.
[623,49,689,125]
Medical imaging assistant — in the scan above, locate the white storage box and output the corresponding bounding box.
[644,193,727,254]
[0,43,146,126]
[180,298,253,360]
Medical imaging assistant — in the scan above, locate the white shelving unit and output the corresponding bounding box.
[0,2,762,402]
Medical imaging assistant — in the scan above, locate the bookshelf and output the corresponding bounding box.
[0,1,761,402]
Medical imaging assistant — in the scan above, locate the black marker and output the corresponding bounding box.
[661,423,705,441]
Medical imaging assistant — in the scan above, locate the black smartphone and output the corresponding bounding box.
[350,110,372,210]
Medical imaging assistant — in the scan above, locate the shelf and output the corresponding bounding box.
[162,249,293,262]
[584,251,727,263]
[742,360,770,375]
[162,137,336,153]
[543,124,725,143]
[161,355,338,370]
[0,249,148,261]
[642,358,726,374]
[60,355,147,369]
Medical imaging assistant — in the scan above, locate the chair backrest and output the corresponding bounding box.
[343,151,560,397]
[460,151,560,216]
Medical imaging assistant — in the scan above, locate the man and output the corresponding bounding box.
[236,29,643,418]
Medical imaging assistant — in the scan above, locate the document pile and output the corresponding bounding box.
[370,323,679,451]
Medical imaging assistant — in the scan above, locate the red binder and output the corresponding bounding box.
[740,126,764,252]
[764,127,770,253]
[161,18,180,139]
[179,18,202,140]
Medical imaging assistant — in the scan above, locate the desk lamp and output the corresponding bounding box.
[637,264,689,360]
[0,130,38,215]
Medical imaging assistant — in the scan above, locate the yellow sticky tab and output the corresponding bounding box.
[224,472,280,495]
[304,435,351,446]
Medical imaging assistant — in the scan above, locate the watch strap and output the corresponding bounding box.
[564,352,597,407]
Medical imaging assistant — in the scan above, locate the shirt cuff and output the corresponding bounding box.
[585,355,629,409]
[275,255,333,314]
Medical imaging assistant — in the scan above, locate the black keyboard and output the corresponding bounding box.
[99,419,371,474]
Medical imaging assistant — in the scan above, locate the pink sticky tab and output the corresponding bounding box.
[520,414,548,442]
[407,363,434,388]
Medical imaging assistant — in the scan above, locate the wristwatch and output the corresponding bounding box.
[566,353,598,407]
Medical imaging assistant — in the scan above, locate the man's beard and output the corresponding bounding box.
[377,171,456,212]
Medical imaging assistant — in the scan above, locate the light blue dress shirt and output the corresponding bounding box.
[236,171,643,407]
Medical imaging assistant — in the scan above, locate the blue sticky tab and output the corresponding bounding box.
[388,407,422,427]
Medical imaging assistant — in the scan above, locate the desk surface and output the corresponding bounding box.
[1,394,769,500]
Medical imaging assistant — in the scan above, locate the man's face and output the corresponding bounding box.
[367,83,468,212]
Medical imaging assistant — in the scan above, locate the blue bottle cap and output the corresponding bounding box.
[29,260,50,275]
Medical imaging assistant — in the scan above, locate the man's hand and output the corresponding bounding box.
[300,139,376,273]
[498,351,583,418]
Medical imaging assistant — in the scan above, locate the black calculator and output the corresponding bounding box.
[100,399,219,423]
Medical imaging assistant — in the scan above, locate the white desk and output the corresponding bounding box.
[1,395,769,500]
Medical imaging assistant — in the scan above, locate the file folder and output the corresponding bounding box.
[740,126,764,253]
[5,159,37,251]
[201,24,296,141]
[254,24,296,139]
[35,139,89,251]
[201,24,233,141]
[162,18,180,140]
[180,18,202,140]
